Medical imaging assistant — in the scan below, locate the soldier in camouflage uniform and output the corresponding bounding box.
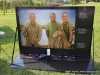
[22,13,42,47]
[61,12,73,49]
[45,13,62,48]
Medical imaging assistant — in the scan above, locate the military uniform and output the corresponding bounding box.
[45,21,61,48]
[22,22,42,47]
[53,31,62,48]
[60,21,73,49]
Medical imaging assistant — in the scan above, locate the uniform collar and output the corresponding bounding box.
[63,21,68,25]
[30,22,36,27]
[51,20,56,23]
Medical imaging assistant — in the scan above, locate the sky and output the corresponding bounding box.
[18,9,76,26]
[17,9,76,46]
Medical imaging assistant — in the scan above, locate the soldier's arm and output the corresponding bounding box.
[57,22,60,30]
[45,24,49,38]
[69,30,73,43]
[46,30,49,38]
[68,22,73,43]
[34,26,42,42]
[37,26,42,41]
[22,25,28,39]
[67,30,73,48]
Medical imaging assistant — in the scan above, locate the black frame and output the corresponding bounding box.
[15,6,95,57]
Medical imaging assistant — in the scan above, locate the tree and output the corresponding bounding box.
[30,0,34,6]
[0,0,7,14]
[3,0,5,15]
[0,0,3,11]
[72,0,81,5]
[5,0,8,13]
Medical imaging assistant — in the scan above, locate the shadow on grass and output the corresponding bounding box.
[0,59,36,75]
[0,26,18,45]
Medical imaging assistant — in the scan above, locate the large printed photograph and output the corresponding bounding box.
[18,9,76,49]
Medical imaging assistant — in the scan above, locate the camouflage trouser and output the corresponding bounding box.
[62,38,68,49]
[48,36,62,48]
[26,40,39,47]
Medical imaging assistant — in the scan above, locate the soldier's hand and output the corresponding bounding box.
[58,31,62,36]
[26,37,28,40]
[67,43,71,48]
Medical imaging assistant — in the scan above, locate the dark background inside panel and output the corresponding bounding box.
[20,47,47,54]
[51,49,90,57]
[20,47,90,57]
[75,7,94,28]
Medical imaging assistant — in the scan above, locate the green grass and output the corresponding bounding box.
[0,2,100,75]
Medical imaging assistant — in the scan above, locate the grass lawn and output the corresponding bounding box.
[0,2,100,75]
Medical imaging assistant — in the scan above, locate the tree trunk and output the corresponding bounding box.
[3,0,5,15]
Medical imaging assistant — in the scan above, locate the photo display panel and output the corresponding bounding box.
[16,6,95,57]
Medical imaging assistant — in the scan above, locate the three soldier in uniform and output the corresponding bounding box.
[22,12,73,49]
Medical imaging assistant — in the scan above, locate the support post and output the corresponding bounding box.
[11,27,18,65]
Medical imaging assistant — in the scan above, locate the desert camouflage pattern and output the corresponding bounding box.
[48,31,62,48]
[48,36,63,48]
[22,22,42,47]
[52,31,68,49]
[62,38,68,49]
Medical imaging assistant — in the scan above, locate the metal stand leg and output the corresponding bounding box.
[0,45,1,53]
[0,45,1,60]
[11,27,18,65]
[92,29,94,71]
